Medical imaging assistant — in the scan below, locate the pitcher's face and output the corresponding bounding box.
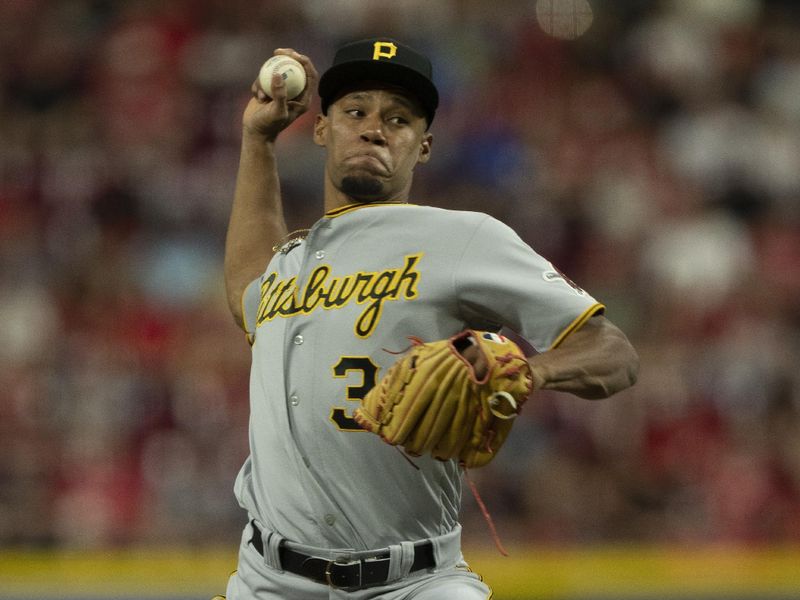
[314,87,432,202]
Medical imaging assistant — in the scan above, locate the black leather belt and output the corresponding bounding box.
[249,522,435,589]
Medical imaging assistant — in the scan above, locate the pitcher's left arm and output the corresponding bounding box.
[527,315,639,399]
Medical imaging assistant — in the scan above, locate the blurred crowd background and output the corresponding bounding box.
[2,0,799,551]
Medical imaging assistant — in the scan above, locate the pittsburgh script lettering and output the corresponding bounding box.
[256,254,422,337]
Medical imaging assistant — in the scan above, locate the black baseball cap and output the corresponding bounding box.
[318,38,439,126]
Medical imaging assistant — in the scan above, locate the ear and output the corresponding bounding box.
[417,132,433,164]
[313,114,328,147]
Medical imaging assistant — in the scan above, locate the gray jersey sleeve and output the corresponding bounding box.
[454,215,603,353]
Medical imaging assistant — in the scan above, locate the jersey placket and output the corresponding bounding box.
[281,222,358,542]
[282,226,319,463]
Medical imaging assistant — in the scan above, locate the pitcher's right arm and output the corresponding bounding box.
[224,49,319,328]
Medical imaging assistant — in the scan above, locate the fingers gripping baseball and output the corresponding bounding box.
[244,49,319,141]
[354,330,534,468]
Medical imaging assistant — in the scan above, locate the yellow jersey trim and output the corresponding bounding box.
[549,302,605,350]
[324,201,414,219]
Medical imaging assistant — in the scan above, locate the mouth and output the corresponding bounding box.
[345,153,389,174]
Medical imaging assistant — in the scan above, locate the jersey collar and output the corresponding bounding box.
[324,201,413,219]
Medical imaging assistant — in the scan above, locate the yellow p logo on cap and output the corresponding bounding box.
[372,41,397,61]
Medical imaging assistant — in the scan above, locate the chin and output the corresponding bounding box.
[340,175,386,201]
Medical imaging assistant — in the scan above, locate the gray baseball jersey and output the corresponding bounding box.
[236,202,603,551]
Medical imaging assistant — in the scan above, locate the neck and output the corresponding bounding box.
[322,174,410,213]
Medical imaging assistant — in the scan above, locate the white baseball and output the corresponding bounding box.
[258,55,307,100]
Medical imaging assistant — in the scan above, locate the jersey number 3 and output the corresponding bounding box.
[330,356,379,431]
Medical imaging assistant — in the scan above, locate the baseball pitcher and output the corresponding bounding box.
[218,38,639,599]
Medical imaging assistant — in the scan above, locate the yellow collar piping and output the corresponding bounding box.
[324,202,414,219]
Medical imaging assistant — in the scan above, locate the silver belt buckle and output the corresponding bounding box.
[324,557,361,588]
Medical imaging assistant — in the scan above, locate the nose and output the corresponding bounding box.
[359,116,387,145]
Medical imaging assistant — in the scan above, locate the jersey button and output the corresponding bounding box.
[324,514,336,526]
[315,250,325,259]
[290,394,300,406]
[293,335,304,345]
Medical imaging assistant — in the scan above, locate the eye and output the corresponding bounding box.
[388,115,409,126]
[344,108,365,117]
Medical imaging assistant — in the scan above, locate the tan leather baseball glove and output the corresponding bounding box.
[354,330,533,468]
